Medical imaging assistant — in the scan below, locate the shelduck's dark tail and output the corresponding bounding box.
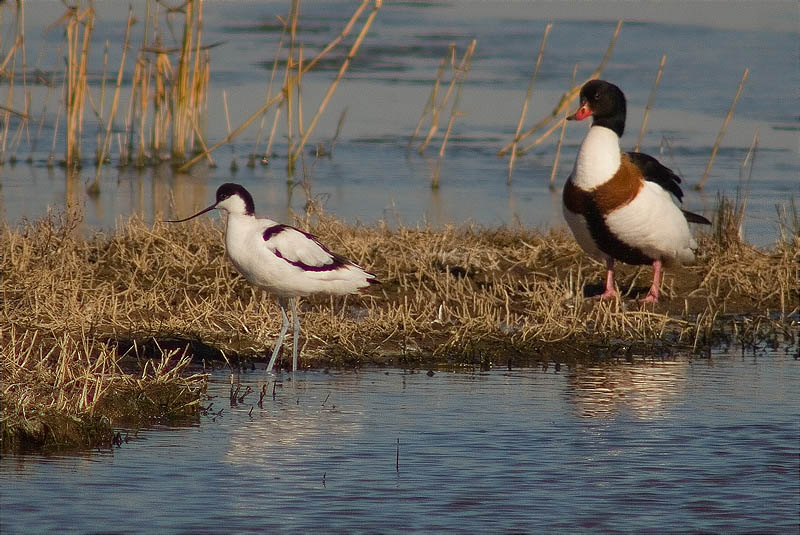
[682,209,712,225]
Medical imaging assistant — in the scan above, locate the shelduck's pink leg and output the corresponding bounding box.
[599,258,617,299]
[642,259,662,303]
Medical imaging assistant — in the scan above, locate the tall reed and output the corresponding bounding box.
[508,24,551,184]
[89,8,135,193]
[408,44,454,154]
[181,0,382,172]
[171,0,196,160]
[498,20,622,157]
[549,63,577,190]
[697,68,749,190]
[289,0,383,170]
[433,39,477,188]
[634,55,666,152]
[64,6,94,168]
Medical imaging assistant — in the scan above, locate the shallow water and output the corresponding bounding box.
[2,350,798,533]
[1,1,797,245]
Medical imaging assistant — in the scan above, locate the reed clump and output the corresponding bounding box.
[0,326,208,453]
[0,0,380,178]
[2,206,796,377]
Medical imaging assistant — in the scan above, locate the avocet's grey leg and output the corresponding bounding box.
[291,297,300,372]
[266,297,290,373]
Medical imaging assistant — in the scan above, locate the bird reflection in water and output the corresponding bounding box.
[564,360,688,419]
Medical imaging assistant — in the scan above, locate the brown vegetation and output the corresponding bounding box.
[3,205,796,363]
[2,201,797,450]
[1,325,207,452]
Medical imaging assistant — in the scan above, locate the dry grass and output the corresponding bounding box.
[2,202,797,449]
[1,325,207,452]
[3,204,797,363]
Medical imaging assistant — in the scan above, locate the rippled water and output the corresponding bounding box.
[2,351,798,533]
[1,1,797,245]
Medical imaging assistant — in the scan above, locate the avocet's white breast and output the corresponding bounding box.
[571,126,621,190]
[222,213,273,284]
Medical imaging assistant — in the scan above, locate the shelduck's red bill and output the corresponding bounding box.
[165,203,217,223]
[567,101,592,121]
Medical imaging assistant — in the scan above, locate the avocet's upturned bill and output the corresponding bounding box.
[167,183,378,372]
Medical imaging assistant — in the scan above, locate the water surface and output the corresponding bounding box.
[1,0,797,245]
[2,350,798,533]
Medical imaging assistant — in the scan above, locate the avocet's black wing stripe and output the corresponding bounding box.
[263,224,354,272]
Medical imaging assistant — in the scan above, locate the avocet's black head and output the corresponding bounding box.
[215,183,255,216]
[567,79,627,138]
[165,182,255,223]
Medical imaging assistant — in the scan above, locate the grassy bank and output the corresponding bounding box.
[2,206,797,450]
[1,326,207,452]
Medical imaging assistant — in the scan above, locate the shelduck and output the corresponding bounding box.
[167,183,378,372]
[562,79,710,302]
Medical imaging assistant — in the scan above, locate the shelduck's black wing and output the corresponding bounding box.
[681,209,712,225]
[626,151,711,225]
[626,151,684,201]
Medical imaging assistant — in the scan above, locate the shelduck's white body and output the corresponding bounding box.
[562,80,710,302]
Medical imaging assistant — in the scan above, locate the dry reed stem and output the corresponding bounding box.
[48,82,63,166]
[251,8,289,164]
[297,45,305,141]
[436,39,476,173]
[92,40,110,162]
[0,1,29,162]
[417,42,472,155]
[64,7,95,168]
[0,41,17,161]
[431,40,478,185]
[290,0,383,169]
[302,0,371,74]
[549,63,577,190]
[171,0,194,160]
[635,54,666,152]
[187,0,206,156]
[91,7,135,190]
[0,103,28,120]
[498,20,622,157]
[223,90,234,147]
[408,44,454,153]
[179,92,284,171]
[518,115,566,154]
[328,107,348,157]
[697,67,749,190]
[285,0,300,164]
[508,24,551,184]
